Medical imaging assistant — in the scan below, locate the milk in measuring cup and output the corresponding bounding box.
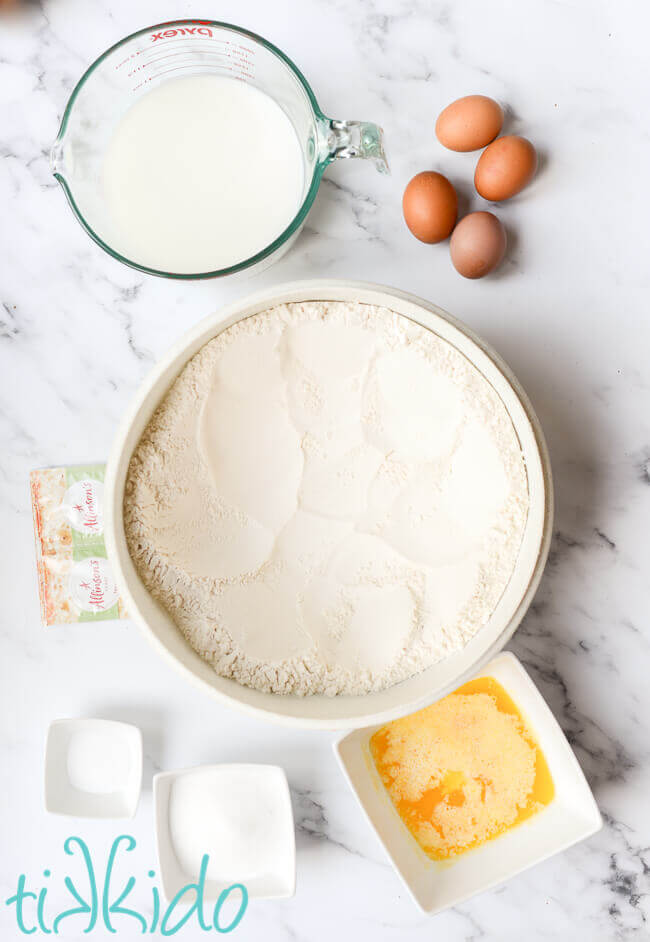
[102,75,305,274]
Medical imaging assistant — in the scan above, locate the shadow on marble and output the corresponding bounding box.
[464,326,643,814]
[504,401,635,804]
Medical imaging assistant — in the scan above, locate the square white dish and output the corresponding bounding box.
[45,718,142,818]
[154,764,296,902]
[335,651,602,915]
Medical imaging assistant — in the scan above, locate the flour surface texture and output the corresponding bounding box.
[125,302,529,696]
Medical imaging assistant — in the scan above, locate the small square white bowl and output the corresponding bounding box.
[154,764,296,903]
[45,718,143,818]
[335,652,602,915]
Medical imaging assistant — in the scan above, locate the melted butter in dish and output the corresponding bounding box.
[124,302,529,696]
[370,676,555,860]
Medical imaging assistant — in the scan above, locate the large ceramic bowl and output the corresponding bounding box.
[104,281,553,728]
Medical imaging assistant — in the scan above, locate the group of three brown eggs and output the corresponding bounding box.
[402,95,538,278]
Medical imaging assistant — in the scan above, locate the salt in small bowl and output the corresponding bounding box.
[44,718,143,818]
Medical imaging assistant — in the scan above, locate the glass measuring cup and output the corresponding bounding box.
[50,19,388,280]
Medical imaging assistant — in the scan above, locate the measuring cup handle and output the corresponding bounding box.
[322,118,389,173]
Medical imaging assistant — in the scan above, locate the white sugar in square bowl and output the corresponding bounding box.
[335,652,602,915]
[45,718,142,818]
[154,764,296,902]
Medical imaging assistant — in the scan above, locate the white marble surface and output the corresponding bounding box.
[1,0,649,938]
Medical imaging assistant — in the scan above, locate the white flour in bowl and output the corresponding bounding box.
[124,301,529,696]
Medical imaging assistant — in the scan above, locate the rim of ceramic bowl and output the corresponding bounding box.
[52,19,328,280]
[104,280,553,729]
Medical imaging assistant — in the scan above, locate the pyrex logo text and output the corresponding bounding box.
[151,23,215,42]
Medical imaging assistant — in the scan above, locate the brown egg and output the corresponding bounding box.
[435,95,503,152]
[450,212,506,279]
[402,172,458,243]
[474,136,537,201]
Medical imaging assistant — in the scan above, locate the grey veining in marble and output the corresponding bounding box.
[1,0,649,938]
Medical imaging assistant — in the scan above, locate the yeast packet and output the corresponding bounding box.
[30,464,127,626]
